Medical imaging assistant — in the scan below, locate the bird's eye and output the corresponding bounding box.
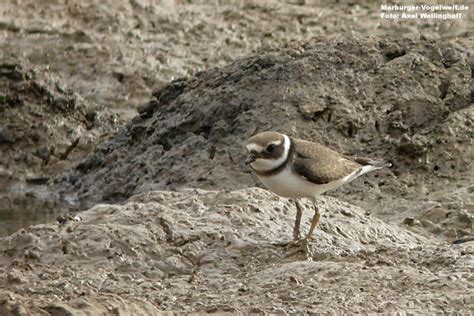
[266,144,276,152]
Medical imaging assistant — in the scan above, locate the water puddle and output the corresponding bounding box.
[0,179,78,237]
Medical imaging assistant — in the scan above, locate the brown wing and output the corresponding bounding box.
[291,138,360,185]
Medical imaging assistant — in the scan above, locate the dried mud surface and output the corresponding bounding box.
[1,189,473,314]
[0,0,473,314]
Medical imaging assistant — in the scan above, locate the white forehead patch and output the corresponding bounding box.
[246,143,263,152]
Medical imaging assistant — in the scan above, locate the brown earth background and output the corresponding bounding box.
[0,0,473,314]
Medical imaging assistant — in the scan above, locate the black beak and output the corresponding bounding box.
[245,153,257,165]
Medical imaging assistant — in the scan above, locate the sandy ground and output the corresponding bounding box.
[0,0,473,314]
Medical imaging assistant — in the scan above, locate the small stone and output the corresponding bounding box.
[299,102,327,120]
[0,127,14,143]
[138,100,159,118]
[7,270,26,284]
[0,63,24,81]
[30,132,41,142]
[340,209,354,217]
[57,214,74,224]
[37,146,50,160]
[289,275,301,284]
[142,269,165,279]
[397,134,429,157]
[403,217,419,226]
[24,249,41,260]
[85,110,97,122]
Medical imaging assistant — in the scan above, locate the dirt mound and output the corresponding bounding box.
[0,55,118,236]
[1,188,471,314]
[57,36,473,240]
[2,1,470,121]
[0,55,118,180]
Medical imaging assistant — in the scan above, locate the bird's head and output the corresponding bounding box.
[245,131,290,172]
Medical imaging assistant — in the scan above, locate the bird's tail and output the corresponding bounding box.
[342,156,391,183]
[349,156,392,168]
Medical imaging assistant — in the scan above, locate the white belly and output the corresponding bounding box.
[256,167,343,199]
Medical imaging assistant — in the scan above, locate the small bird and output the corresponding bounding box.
[245,131,391,256]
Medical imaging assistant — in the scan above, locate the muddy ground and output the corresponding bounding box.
[0,56,119,236]
[0,0,473,314]
[1,189,473,314]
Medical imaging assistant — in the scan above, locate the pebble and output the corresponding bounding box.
[37,146,50,160]
[0,127,14,143]
[7,270,26,284]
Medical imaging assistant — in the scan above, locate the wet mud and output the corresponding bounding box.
[0,0,472,314]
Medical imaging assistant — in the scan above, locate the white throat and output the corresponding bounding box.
[251,134,290,172]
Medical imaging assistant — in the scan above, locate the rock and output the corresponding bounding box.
[36,146,50,160]
[0,63,24,81]
[137,100,159,118]
[298,101,327,120]
[6,270,26,284]
[397,134,430,157]
[0,128,14,144]
[403,217,419,226]
[154,255,190,276]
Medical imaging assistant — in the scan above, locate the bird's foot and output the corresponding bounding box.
[285,238,312,261]
[286,235,302,250]
[273,237,302,248]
